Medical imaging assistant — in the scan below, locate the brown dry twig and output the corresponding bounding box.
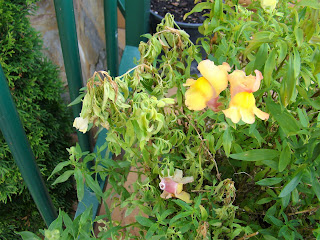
[288,207,320,216]
[238,232,259,240]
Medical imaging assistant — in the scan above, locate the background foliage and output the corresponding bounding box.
[0,0,75,238]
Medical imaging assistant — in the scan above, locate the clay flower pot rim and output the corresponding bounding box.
[150,10,203,29]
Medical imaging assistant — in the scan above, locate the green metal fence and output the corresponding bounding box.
[0,0,149,227]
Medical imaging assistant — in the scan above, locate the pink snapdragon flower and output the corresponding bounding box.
[159,169,194,203]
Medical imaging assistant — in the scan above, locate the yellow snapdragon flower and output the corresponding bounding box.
[184,60,231,111]
[222,92,269,124]
[223,70,269,124]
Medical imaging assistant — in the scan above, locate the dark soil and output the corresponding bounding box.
[150,0,208,24]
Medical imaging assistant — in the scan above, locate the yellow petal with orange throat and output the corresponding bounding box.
[197,60,230,95]
[185,77,214,111]
[223,92,269,124]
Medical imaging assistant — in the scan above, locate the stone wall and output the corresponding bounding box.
[29,0,125,88]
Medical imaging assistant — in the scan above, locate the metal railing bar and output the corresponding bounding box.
[0,64,57,226]
[104,0,119,77]
[53,0,92,154]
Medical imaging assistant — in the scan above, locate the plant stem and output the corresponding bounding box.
[180,110,221,181]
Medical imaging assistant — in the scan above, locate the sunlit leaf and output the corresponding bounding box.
[230,149,279,161]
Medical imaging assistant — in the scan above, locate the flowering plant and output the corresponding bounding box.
[20,0,320,239]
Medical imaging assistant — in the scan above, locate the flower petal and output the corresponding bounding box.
[223,107,241,123]
[183,78,197,87]
[175,191,192,203]
[207,96,222,112]
[160,178,178,194]
[252,70,263,92]
[229,70,263,97]
[240,108,255,124]
[180,176,194,184]
[160,191,173,199]
[184,77,214,111]
[73,117,89,133]
[197,60,230,95]
[253,107,269,121]
[173,169,183,182]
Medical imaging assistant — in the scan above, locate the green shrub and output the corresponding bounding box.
[0,0,75,238]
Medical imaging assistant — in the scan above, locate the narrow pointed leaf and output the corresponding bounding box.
[279,170,304,197]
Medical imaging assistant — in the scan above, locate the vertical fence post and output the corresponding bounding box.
[0,65,57,226]
[104,0,119,77]
[125,0,150,47]
[54,0,91,154]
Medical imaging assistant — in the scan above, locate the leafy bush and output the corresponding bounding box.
[0,0,75,238]
[20,0,320,239]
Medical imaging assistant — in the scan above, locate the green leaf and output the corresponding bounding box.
[223,126,233,157]
[159,209,175,221]
[312,177,320,201]
[294,27,304,47]
[68,92,85,107]
[183,2,212,20]
[281,193,290,208]
[146,223,159,239]
[277,40,288,65]
[245,32,275,56]
[199,205,208,220]
[48,211,63,231]
[172,199,193,211]
[312,48,320,75]
[297,108,309,127]
[79,205,92,226]
[263,49,277,87]
[201,39,210,54]
[297,85,320,110]
[84,173,103,199]
[280,54,295,106]
[279,169,304,198]
[268,216,284,227]
[254,43,268,71]
[62,211,74,236]
[214,0,223,20]
[231,228,242,239]
[263,235,278,240]
[48,161,71,180]
[18,231,42,240]
[291,188,299,205]
[74,168,84,201]
[256,197,274,204]
[256,177,283,186]
[279,143,291,172]
[169,211,193,225]
[135,215,153,227]
[266,98,301,135]
[52,170,74,185]
[230,149,279,161]
[293,47,301,79]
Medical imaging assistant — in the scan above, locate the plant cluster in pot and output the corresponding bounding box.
[20,0,320,239]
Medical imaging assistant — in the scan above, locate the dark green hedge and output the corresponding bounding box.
[0,0,75,238]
